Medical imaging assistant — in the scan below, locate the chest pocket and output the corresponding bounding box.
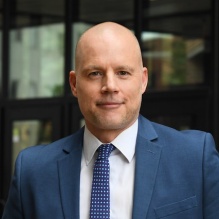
[154,196,198,218]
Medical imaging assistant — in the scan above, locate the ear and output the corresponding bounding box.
[69,71,77,97]
[141,67,148,94]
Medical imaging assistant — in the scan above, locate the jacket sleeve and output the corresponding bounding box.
[203,133,219,219]
[2,152,24,219]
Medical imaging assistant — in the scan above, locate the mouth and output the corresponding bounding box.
[96,101,124,109]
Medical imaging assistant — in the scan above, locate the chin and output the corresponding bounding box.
[97,119,131,131]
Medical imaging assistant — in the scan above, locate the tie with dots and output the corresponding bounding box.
[90,143,115,219]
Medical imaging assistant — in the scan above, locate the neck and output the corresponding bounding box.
[85,120,137,143]
[89,128,125,143]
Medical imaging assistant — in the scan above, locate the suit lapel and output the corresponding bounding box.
[57,129,84,219]
[132,116,162,219]
[56,117,162,219]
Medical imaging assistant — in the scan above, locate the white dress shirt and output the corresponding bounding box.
[80,120,138,219]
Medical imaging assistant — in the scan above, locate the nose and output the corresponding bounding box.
[101,72,119,93]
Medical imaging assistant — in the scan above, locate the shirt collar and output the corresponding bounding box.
[83,119,138,165]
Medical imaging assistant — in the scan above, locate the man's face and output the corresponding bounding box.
[70,30,148,139]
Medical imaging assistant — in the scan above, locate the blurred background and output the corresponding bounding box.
[0,0,218,215]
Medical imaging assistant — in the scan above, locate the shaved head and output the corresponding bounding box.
[70,21,148,142]
[75,22,143,72]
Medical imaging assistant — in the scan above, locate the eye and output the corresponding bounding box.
[88,71,102,77]
[117,71,130,77]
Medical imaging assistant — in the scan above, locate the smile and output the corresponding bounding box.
[96,102,123,109]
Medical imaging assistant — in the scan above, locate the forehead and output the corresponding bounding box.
[78,25,140,53]
[79,34,140,60]
[77,43,140,72]
[75,25,142,70]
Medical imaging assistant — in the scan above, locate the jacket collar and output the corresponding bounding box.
[132,115,162,219]
[58,115,162,219]
[58,128,84,219]
[138,115,158,141]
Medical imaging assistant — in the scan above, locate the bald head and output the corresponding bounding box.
[69,22,148,140]
[75,22,143,71]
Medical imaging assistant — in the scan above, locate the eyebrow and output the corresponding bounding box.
[115,65,135,72]
[82,65,135,73]
[82,65,102,71]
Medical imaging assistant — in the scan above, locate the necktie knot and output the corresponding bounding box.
[97,143,115,160]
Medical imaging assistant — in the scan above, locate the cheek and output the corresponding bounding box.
[127,81,143,97]
[77,88,96,110]
[126,86,143,107]
[77,96,91,117]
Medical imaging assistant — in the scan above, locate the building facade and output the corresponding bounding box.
[0,0,218,215]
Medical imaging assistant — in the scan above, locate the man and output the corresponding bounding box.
[2,22,219,219]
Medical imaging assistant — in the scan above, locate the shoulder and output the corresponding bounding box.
[152,121,209,140]
[152,122,218,164]
[138,115,215,152]
[16,127,84,164]
[141,117,218,167]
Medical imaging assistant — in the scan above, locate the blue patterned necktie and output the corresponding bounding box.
[90,143,115,219]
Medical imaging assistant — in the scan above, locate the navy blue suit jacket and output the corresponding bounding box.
[2,115,219,218]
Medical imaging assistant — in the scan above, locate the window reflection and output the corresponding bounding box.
[72,22,92,69]
[79,0,133,23]
[9,23,64,99]
[12,120,52,172]
[142,32,204,89]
